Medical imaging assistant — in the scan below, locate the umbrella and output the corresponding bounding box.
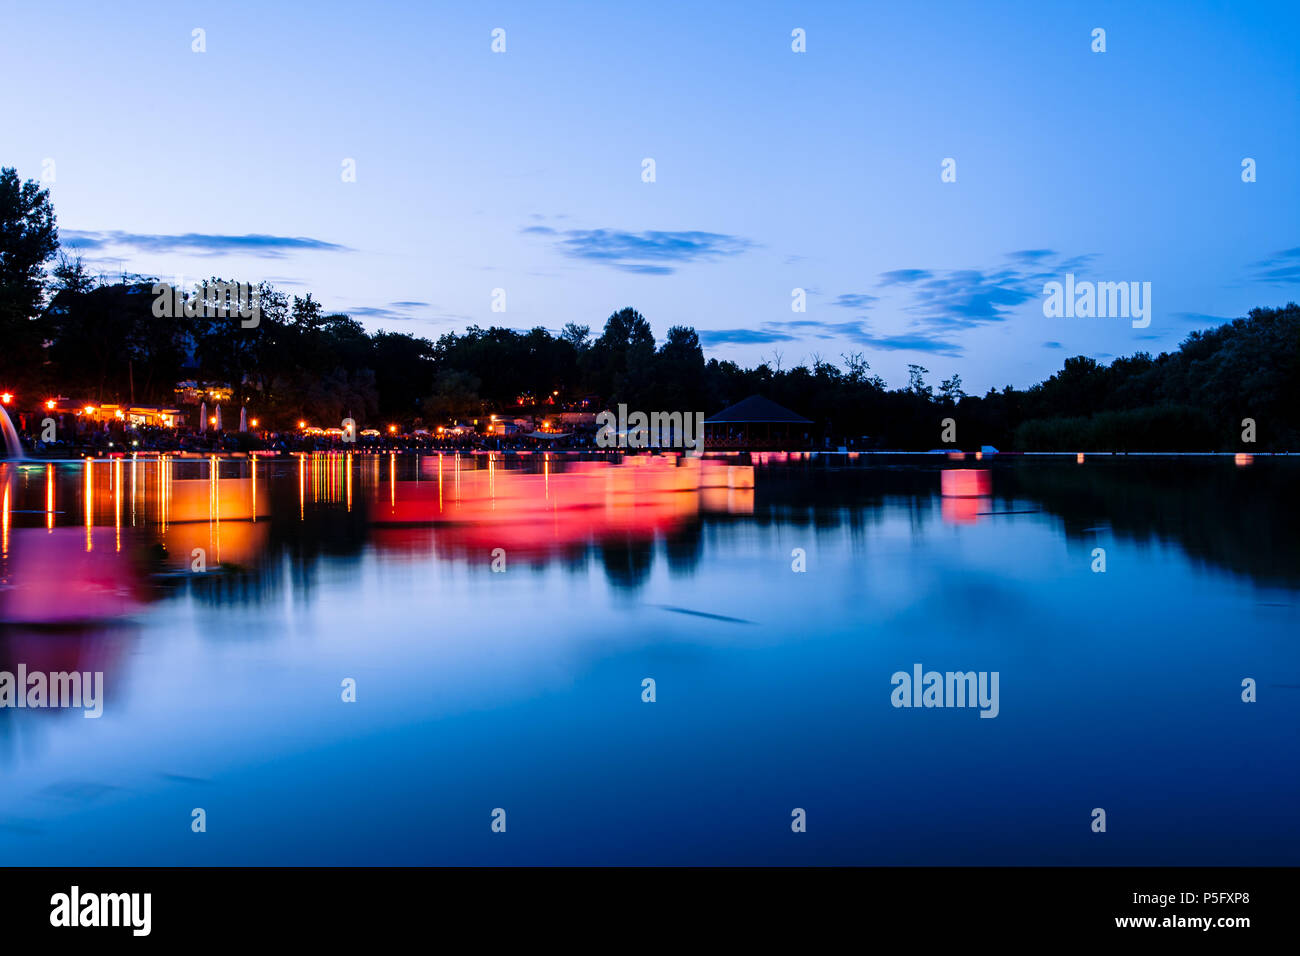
[199,402,207,433]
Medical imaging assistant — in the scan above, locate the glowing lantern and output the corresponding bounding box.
[298,421,307,429]
[0,393,12,405]
[940,469,992,497]
[388,424,398,434]
[250,418,259,428]
[1234,453,1253,467]
[1076,453,1085,464]
[45,399,56,410]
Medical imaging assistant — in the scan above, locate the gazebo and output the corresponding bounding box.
[703,395,813,449]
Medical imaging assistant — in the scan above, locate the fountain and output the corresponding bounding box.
[0,404,24,460]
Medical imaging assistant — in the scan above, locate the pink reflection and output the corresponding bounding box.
[0,625,131,683]
[371,456,753,557]
[941,496,991,525]
[940,468,992,526]
[0,528,145,625]
[940,469,991,497]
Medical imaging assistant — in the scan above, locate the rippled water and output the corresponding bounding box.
[0,453,1296,864]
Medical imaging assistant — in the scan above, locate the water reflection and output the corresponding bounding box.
[4,453,1300,605]
[0,453,1297,864]
[370,454,753,561]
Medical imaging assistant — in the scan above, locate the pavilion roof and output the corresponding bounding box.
[704,394,812,424]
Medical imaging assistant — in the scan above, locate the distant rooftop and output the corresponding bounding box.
[705,394,812,425]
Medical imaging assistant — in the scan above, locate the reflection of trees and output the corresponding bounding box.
[183,478,369,615]
[663,522,705,576]
[597,534,655,590]
[1001,459,1300,589]
[749,456,1300,590]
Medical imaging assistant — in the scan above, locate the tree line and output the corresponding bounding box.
[2,166,1296,449]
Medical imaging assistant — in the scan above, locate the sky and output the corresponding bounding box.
[2,0,1297,392]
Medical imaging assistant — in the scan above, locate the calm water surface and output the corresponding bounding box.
[0,452,1296,864]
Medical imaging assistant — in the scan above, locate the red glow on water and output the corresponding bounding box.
[0,528,144,624]
[369,457,754,557]
[940,469,991,498]
[941,496,989,525]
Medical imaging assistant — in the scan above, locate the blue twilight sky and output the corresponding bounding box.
[2,0,1297,392]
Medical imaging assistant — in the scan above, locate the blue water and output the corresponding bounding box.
[0,454,1296,864]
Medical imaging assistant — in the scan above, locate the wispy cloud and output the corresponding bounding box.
[1170,311,1233,326]
[1248,247,1300,285]
[853,330,961,356]
[1007,249,1056,264]
[868,250,1099,353]
[879,269,935,286]
[341,300,461,324]
[699,318,961,355]
[60,230,350,258]
[698,328,798,346]
[832,293,879,310]
[707,250,1097,358]
[526,227,753,275]
[344,306,406,320]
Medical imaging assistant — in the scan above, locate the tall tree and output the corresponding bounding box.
[0,167,59,385]
[51,251,97,295]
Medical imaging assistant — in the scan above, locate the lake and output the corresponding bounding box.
[0,452,1296,865]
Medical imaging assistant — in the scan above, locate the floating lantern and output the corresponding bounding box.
[940,468,991,498]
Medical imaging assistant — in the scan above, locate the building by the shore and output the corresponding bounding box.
[704,395,814,450]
